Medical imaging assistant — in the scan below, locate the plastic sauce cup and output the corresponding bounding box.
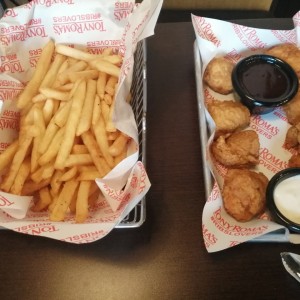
[232,55,299,114]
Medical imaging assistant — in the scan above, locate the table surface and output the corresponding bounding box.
[1,18,300,300]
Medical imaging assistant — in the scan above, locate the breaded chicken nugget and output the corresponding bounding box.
[207,100,250,136]
[211,130,259,167]
[266,43,300,78]
[222,169,268,222]
[203,57,234,95]
[284,89,300,125]
[285,125,299,149]
[288,154,300,167]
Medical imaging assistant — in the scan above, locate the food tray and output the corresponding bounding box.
[116,40,147,228]
[193,41,300,243]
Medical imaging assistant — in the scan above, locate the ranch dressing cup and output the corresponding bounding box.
[266,168,300,233]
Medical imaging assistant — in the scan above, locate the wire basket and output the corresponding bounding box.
[116,40,147,228]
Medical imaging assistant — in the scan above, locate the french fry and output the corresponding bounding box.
[50,179,79,221]
[21,179,51,196]
[109,133,129,156]
[105,76,118,96]
[32,186,52,212]
[10,158,31,195]
[0,140,19,172]
[39,87,70,101]
[50,169,64,195]
[0,135,33,192]
[17,40,55,109]
[97,71,107,99]
[57,60,87,85]
[31,106,46,172]
[71,144,89,154]
[38,120,59,155]
[81,131,109,177]
[40,53,66,88]
[76,180,91,223]
[92,95,101,126]
[89,58,120,78]
[92,116,114,168]
[68,70,98,83]
[55,44,97,61]
[59,166,78,181]
[43,99,55,125]
[76,79,97,136]
[64,154,93,167]
[38,127,65,165]
[77,169,101,181]
[55,80,86,169]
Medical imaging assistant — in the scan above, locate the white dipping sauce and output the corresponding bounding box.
[274,175,300,224]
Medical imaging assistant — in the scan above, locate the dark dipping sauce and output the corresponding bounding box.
[241,61,290,101]
[232,54,299,114]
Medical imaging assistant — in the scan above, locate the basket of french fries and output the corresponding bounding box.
[0,0,162,243]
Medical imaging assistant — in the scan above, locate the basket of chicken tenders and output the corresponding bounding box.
[193,12,300,252]
[0,0,163,243]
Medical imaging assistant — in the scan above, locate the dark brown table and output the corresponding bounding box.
[1,18,300,300]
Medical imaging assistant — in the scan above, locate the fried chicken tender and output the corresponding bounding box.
[284,89,300,125]
[285,125,300,149]
[203,57,235,95]
[288,154,300,167]
[207,100,250,136]
[211,130,259,168]
[222,169,268,222]
[265,43,300,78]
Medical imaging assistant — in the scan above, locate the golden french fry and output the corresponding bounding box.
[68,70,98,83]
[92,116,114,168]
[32,93,47,103]
[106,100,116,132]
[107,131,119,141]
[64,154,93,167]
[0,135,33,192]
[38,127,65,165]
[57,83,74,91]
[17,40,55,109]
[76,79,97,136]
[40,53,66,88]
[57,61,87,85]
[101,100,110,124]
[10,158,31,195]
[97,71,107,99]
[39,87,70,101]
[81,131,109,177]
[55,44,97,61]
[50,169,64,195]
[109,133,129,156]
[55,80,86,169]
[77,170,101,181]
[50,179,79,221]
[92,95,101,126]
[103,94,113,105]
[31,106,46,172]
[76,180,91,223]
[32,186,52,212]
[59,166,77,181]
[89,59,120,77]
[43,99,55,125]
[0,139,19,172]
[21,178,51,196]
[53,100,71,127]
[38,121,59,155]
[71,144,89,154]
[102,54,122,65]
[114,148,127,166]
[105,76,118,96]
